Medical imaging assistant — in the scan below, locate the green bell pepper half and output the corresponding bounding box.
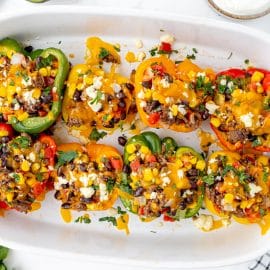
[0,37,69,134]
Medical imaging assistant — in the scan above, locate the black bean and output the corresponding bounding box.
[107,94,114,102]
[118,99,126,108]
[103,119,114,128]
[134,186,144,197]
[116,90,125,99]
[128,103,137,114]
[24,45,33,53]
[104,160,113,171]
[120,111,126,120]
[41,94,52,104]
[125,83,134,91]
[0,114,4,122]
[1,136,9,143]
[61,183,69,189]
[1,159,7,167]
[14,155,21,162]
[79,163,87,172]
[54,191,61,200]
[118,136,127,146]
[1,145,8,153]
[142,80,152,89]
[67,191,75,201]
[80,197,93,203]
[179,201,187,210]
[164,73,173,83]
[185,196,193,204]
[61,203,71,209]
[69,163,75,171]
[73,90,82,102]
[90,120,97,127]
[149,100,161,111]
[186,168,199,177]
[201,110,209,120]
[123,164,131,174]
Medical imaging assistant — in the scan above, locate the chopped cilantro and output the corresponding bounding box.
[89,128,107,141]
[106,178,115,193]
[227,52,233,60]
[43,86,52,96]
[149,47,158,56]
[192,48,198,54]
[186,53,196,60]
[263,168,269,182]
[9,80,15,86]
[11,136,31,149]
[56,150,77,168]
[175,60,183,64]
[113,45,120,52]
[36,172,44,182]
[90,90,103,105]
[130,123,136,130]
[75,214,91,224]
[12,173,20,183]
[99,216,117,226]
[118,172,132,194]
[251,137,262,147]
[244,59,250,65]
[196,75,214,96]
[202,174,215,185]
[259,208,266,217]
[117,206,126,215]
[98,47,110,59]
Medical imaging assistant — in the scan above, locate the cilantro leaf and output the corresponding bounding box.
[99,216,117,226]
[202,174,215,185]
[11,136,31,149]
[56,150,77,168]
[89,128,107,141]
[99,47,110,59]
[106,178,115,193]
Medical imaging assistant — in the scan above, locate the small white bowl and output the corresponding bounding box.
[208,0,270,19]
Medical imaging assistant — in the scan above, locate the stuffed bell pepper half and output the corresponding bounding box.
[204,151,270,234]
[0,37,69,133]
[119,131,205,221]
[62,37,135,140]
[53,143,123,212]
[135,57,215,132]
[0,123,56,212]
[209,68,270,152]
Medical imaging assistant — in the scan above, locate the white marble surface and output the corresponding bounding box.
[1,0,270,269]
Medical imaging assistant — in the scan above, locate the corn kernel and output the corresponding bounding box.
[0,86,6,97]
[17,112,29,121]
[143,168,153,181]
[27,178,37,187]
[189,98,198,108]
[210,117,221,127]
[31,163,40,172]
[47,112,54,120]
[126,144,136,154]
[40,166,48,173]
[6,192,14,202]
[152,168,159,177]
[50,69,57,77]
[130,173,138,182]
[140,145,149,154]
[39,67,48,77]
[190,157,197,164]
[32,88,41,99]
[17,174,25,185]
[258,155,269,166]
[171,104,178,116]
[224,193,234,204]
[84,77,93,85]
[128,154,136,162]
[155,178,162,185]
[77,83,84,90]
[256,85,264,93]
[151,202,158,210]
[21,160,30,172]
[196,160,206,171]
[176,159,183,168]
[144,90,152,100]
[188,70,196,80]
[251,71,264,83]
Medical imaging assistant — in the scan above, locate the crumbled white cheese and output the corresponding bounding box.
[227,81,234,89]
[150,192,157,200]
[99,183,108,201]
[220,78,227,86]
[58,176,69,185]
[160,78,170,88]
[137,52,146,62]
[93,76,103,89]
[79,175,90,187]
[140,101,146,108]
[197,72,206,78]
[86,85,97,99]
[11,53,26,66]
[240,112,254,128]
[21,77,32,87]
[177,104,187,115]
[135,39,143,49]
[205,101,219,115]
[165,97,173,104]
[221,199,234,212]
[193,214,214,231]
[111,83,121,93]
[88,101,102,112]
[207,168,212,174]
[168,111,174,119]
[80,187,95,198]
[177,169,184,179]
[248,183,262,198]
[160,34,174,45]
[28,152,36,162]
[13,103,20,111]
[182,91,189,98]
[22,90,36,104]
[137,90,145,99]
[182,189,193,198]
[162,176,171,187]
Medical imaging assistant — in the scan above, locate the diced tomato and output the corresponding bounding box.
[159,42,172,53]
[148,112,160,125]
[110,158,122,171]
[39,134,57,166]
[233,161,240,169]
[247,67,270,76]
[163,214,175,222]
[0,201,9,209]
[138,206,145,216]
[145,154,157,163]
[262,74,270,93]
[0,123,13,138]
[46,179,54,191]
[44,76,55,86]
[151,64,165,76]
[217,68,246,79]
[38,110,47,117]
[130,159,141,172]
[33,182,46,197]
